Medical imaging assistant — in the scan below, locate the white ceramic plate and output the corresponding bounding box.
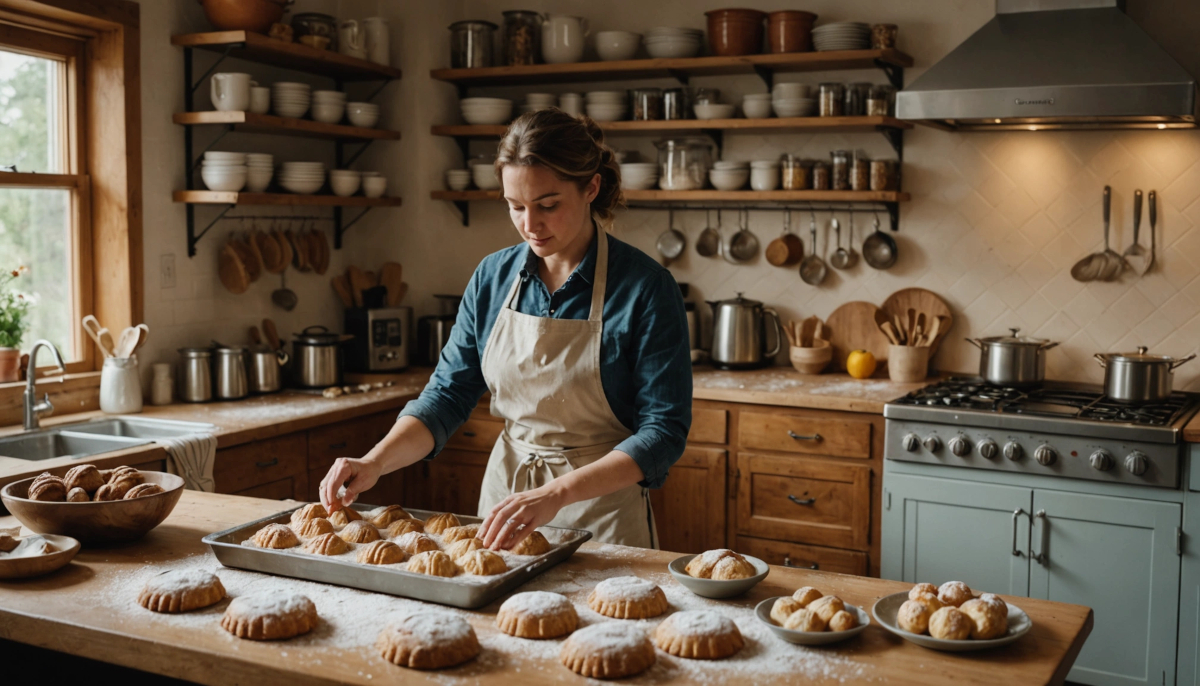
[755,596,870,645]
[667,554,769,599]
[871,591,1033,652]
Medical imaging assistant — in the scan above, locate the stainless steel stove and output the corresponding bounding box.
[884,377,1200,488]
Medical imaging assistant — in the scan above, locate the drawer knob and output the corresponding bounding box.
[783,555,819,570]
[787,430,822,442]
[463,432,476,438]
[255,458,279,468]
[788,494,817,506]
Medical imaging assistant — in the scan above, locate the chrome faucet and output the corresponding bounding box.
[23,340,66,431]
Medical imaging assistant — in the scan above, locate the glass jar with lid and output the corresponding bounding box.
[655,138,715,191]
[502,11,542,66]
[844,82,871,117]
[449,20,497,68]
[870,159,898,190]
[781,154,811,190]
[867,84,896,116]
[830,149,851,190]
[850,150,871,191]
[811,161,831,190]
[631,88,664,121]
[818,83,844,117]
[663,88,690,120]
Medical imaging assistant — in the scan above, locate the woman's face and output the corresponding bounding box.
[502,164,599,259]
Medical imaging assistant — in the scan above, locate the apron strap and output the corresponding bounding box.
[509,452,571,493]
[588,222,609,323]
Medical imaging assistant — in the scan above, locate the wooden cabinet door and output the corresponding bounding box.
[214,433,307,495]
[882,472,1032,596]
[418,449,489,516]
[649,446,727,554]
[736,452,870,550]
[1029,490,1180,686]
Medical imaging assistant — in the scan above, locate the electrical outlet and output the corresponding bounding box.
[160,253,176,289]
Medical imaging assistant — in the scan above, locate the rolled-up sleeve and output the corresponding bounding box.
[397,266,489,459]
[613,270,692,489]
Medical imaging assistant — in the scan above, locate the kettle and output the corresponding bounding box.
[706,293,782,370]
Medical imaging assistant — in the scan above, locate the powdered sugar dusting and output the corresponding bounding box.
[228,591,315,618]
[661,610,735,638]
[141,569,221,595]
[499,591,572,618]
[565,621,650,654]
[390,611,474,644]
[592,575,661,602]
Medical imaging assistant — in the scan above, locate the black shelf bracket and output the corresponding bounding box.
[874,60,904,90]
[885,202,900,232]
[453,200,470,227]
[666,69,690,85]
[880,127,904,158]
[752,65,774,90]
[186,203,233,257]
[334,207,373,248]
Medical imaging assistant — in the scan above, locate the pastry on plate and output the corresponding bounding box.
[338,520,381,544]
[125,483,165,499]
[960,598,1006,639]
[459,549,506,576]
[296,518,334,538]
[376,611,481,670]
[909,582,938,600]
[357,540,406,565]
[587,576,669,619]
[387,518,424,538]
[770,597,804,626]
[511,530,551,556]
[684,548,738,578]
[783,608,826,632]
[424,512,460,535]
[252,523,300,549]
[792,586,823,607]
[304,532,350,556]
[929,606,972,640]
[221,592,318,640]
[138,569,226,613]
[64,464,104,494]
[329,507,363,527]
[369,504,411,528]
[561,622,655,679]
[442,524,480,544]
[937,580,972,607]
[910,592,945,613]
[496,591,578,639]
[446,537,485,561]
[979,592,1008,619]
[407,550,457,577]
[395,532,439,555]
[897,599,933,634]
[290,503,328,527]
[0,533,17,553]
[654,610,744,659]
[807,595,845,624]
[828,610,858,632]
[711,555,756,580]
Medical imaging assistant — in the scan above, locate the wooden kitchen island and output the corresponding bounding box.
[0,491,1092,685]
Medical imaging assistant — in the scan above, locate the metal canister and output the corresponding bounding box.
[177,347,213,403]
[292,325,344,388]
[248,348,289,394]
[214,346,249,400]
[449,20,497,69]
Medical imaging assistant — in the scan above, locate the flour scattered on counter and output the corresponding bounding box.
[802,379,905,396]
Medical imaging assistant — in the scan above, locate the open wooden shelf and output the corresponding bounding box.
[172,31,403,81]
[432,115,911,139]
[174,191,402,207]
[431,189,909,203]
[175,111,400,141]
[430,49,911,87]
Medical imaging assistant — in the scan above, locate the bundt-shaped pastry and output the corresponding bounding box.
[124,483,165,499]
[511,530,551,556]
[252,523,300,549]
[338,520,381,544]
[304,532,351,556]
[407,550,457,577]
[653,610,744,659]
[27,474,66,502]
[560,623,655,679]
[329,507,363,527]
[138,569,226,613]
[290,503,328,527]
[423,512,460,535]
[441,524,480,544]
[459,549,507,576]
[369,504,412,528]
[587,576,669,619]
[296,517,334,538]
[376,611,481,670]
[64,464,104,494]
[446,537,485,561]
[395,532,439,555]
[496,591,578,639]
[221,592,318,640]
[357,540,406,565]
[387,518,425,537]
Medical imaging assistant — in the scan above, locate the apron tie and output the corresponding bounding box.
[510,452,571,493]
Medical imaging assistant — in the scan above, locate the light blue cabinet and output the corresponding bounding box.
[1177,446,1200,686]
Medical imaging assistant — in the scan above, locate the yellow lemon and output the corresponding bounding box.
[846,350,877,379]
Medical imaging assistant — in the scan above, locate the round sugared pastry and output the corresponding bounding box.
[369,504,412,528]
[252,523,300,549]
[588,576,669,619]
[290,503,328,527]
[329,507,363,527]
[807,596,845,624]
[770,597,804,626]
[66,487,90,502]
[654,610,744,659]
[897,599,932,634]
[107,465,144,486]
[424,512,460,535]
[395,532,439,556]
[125,483,165,499]
[511,530,551,556]
[496,591,578,639]
[937,580,973,608]
[376,611,481,670]
[338,520,381,544]
[910,592,945,614]
[138,569,226,613]
[305,532,351,556]
[0,534,17,553]
[446,537,485,561]
[407,550,458,577]
[28,475,66,502]
[387,518,425,538]
[829,610,858,632]
[685,549,738,578]
[442,524,480,544]
[979,592,1008,619]
[711,555,757,580]
[792,586,823,607]
[357,540,406,565]
[909,582,939,600]
[459,549,506,576]
[560,622,656,679]
[64,464,104,494]
[296,518,334,538]
[783,608,826,632]
[960,598,1007,640]
[221,592,318,640]
[929,606,972,640]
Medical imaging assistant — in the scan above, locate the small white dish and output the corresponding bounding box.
[755,597,870,645]
[362,176,388,198]
[871,592,1034,652]
[694,103,736,120]
[668,554,769,599]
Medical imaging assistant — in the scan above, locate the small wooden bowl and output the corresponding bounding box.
[0,534,80,579]
[1,471,184,545]
[790,340,832,374]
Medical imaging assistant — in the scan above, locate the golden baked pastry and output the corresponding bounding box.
[511,530,551,556]
[783,608,826,632]
[770,597,804,626]
[387,518,425,538]
[66,487,90,502]
[124,483,165,499]
[979,592,1008,619]
[929,606,972,640]
[296,518,334,538]
[357,540,406,565]
[446,537,485,561]
[93,481,128,501]
[305,532,351,556]
[685,548,738,578]
[909,582,939,600]
[376,611,481,670]
[793,586,823,607]
[64,464,104,494]
[407,550,457,577]
[28,475,66,502]
[587,576,669,619]
[496,591,578,639]
[654,610,744,659]
[441,524,480,544]
[107,465,144,485]
[807,596,845,624]
[0,533,17,553]
[459,549,506,576]
[107,474,141,498]
[910,592,945,614]
[290,503,328,527]
[937,580,972,607]
[221,592,318,640]
[960,598,1007,639]
[329,507,363,527]
[368,504,412,528]
[560,622,656,679]
[338,520,381,544]
[252,523,300,549]
[829,610,858,632]
[711,555,756,580]
[395,531,439,555]
[898,599,932,634]
[424,512,460,535]
[138,569,226,613]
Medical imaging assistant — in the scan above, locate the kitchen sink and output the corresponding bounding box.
[0,417,214,461]
[64,417,215,440]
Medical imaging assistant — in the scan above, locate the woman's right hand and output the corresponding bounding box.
[320,457,382,513]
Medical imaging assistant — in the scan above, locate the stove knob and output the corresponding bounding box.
[902,434,921,452]
[1125,451,1149,477]
[978,440,999,460]
[1034,445,1058,466]
[949,436,971,457]
[922,435,942,453]
[1004,442,1024,461]
[1089,450,1114,472]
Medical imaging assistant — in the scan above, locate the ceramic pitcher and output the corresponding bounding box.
[365,17,390,66]
[541,14,588,64]
[339,20,367,60]
[210,72,252,112]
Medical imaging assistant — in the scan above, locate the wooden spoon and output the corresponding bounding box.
[347,266,371,307]
[331,275,353,307]
[784,321,798,347]
[923,316,943,349]
[379,262,404,306]
[799,316,819,348]
[262,318,281,351]
[271,229,293,271]
[249,326,262,346]
[873,309,898,345]
[892,314,906,345]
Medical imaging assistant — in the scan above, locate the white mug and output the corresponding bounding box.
[541,15,589,64]
[249,86,270,114]
[339,20,366,60]
[364,17,390,66]
[210,72,252,112]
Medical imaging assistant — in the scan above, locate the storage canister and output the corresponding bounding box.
[214,346,249,400]
[449,20,497,68]
[830,150,851,191]
[818,82,844,117]
[502,10,541,65]
[100,356,142,414]
[177,347,213,403]
[767,10,816,53]
[705,8,767,57]
[292,325,345,388]
[631,88,664,121]
[850,151,870,191]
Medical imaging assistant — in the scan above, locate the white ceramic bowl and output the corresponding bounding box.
[446,170,471,191]
[312,89,345,99]
[773,98,817,118]
[204,151,246,162]
[245,153,272,163]
[461,101,512,125]
[667,554,769,599]
[461,97,511,107]
[471,164,500,190]
[773,83,811,98]
[245,168,273,193]
[201,166,247,192]
[712,160,748,170]
[281,161,325,170]
[525,92,557,106]
[743,99,773,119]
[274,103,309,118]
[585,91,626,103]
[645,39,701,59]
[585,107,626,122]
[709,168,749,190]
[280,176,323,194]
[346,102,380,128]
[595,31,641,61]
[694,103,736,120]
[330,172,361,197]
[362,176,387,198]
[755,597,871,646]
[312,103,345,124]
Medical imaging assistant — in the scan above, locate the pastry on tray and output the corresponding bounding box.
[424,512,460,535]
[338,520,381,544]
[296,518,334,538]
[459,549,506,576]
[329,507,363,527]
[138,569,226,613]
[395,532,439,555]
[386,518,424,538]
[290,503,328,527]
[511,530,551,556]
[358,540,406,565]
[560,622,655,679]
[305,532,351,556]
[376,611,481,670]
[252,523,300,549]
[221,592,318,640]
[441,524,479,544]
[654,610,744,659]
[496,591,578,639]
[369,504,412,528]
[446,537,485,561]
[588,576,669,619]
[407,550,458,577]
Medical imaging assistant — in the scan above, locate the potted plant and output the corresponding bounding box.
[0,266,31,382]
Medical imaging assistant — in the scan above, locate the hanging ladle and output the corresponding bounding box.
[799,210,828,285]
[696,209,720,257]
[656,208,686,266]
[862,211,898,269]
[729,208,759,262]
[830,213,852,270]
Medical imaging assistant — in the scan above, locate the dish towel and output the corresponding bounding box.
[158,433,217,492]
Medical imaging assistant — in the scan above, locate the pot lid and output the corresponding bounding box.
[294,325,341,345]
[979,327,1051,347]
[1103,346,1177,363]
[177,347,212,357]
[712,292,762,307]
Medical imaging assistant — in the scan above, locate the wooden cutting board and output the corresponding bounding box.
[379,262,404,306]
[826,301,890,371]
[881,288,953,354]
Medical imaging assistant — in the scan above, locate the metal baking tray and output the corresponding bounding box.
[203,504,592,609]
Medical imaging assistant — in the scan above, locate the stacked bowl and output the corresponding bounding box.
[813,22,871,51]
[694,102,736,120]
[645,27,704,58]
[279,161,325,194]
[347,102,380,128]
[743,93,773,119]
[519,93,558,115]
[361,172,387,198]
[272,82,311,118]
[201,152,247,192]
[585,91,627,122]
[619,162,659,190]
[773,82,816,117]
[329,169,361,197]
[595,31,641,61]
[445,169,472,191]
[245,153,273,192]
[311,90,346,124]
[709,160,749,190]
[461,97,513,125]
[470,159,500,191]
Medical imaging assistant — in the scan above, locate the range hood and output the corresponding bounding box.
[897,0,1198,131]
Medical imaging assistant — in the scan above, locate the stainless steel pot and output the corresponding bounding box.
[966,327,1058,386]
[1094,346,1195,403]
[706,293,782,370]
[293,325,344,388]
[249,347,289,394]
[177,347,213,403]
[214,346,249,400]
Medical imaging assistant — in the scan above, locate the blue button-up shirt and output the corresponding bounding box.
[398,231,692,489]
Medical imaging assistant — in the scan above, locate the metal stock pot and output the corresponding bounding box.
[292,325,345,388]
[1094,347,1196,403]
[966,328,1058,386]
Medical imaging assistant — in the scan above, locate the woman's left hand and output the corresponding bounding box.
[479,485,565,550]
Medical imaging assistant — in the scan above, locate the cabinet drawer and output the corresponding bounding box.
[736,452,870,550]
[215,433,307,494]
[445,417,503,452]
[735,536,868,576]
[687,408,727,444]
[307,414,388,473]
[235,475,303,501]
[739,410,872,459]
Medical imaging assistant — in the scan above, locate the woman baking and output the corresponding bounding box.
[319,109,692,551]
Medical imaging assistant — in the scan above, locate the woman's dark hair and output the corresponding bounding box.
[495,108,624,221]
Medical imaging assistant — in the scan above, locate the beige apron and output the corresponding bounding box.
[477,227,657,548]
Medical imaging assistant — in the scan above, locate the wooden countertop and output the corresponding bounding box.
[0,491,1091,685]
[1182,412,1200,442]
[692,366,927,414]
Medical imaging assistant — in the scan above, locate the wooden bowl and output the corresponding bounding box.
[790,340,832,374]
[1,472,184,545]
[0,534,80,579]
